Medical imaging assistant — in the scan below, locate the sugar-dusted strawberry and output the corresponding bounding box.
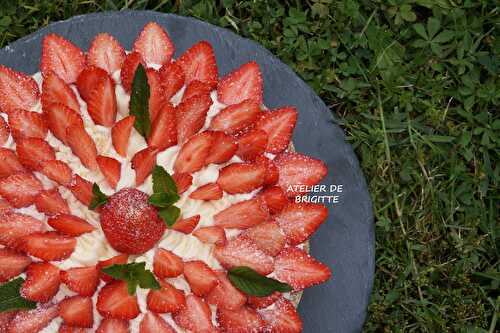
[133,22,175,66]
[8,304,58,333]
[0,248,31,282]
[214,197,269,229]
[247,292,281,309]
[182,80,212,102]
[97,280,140,320]
[76,65,108,102]
[43,103,83,143]
[158,62,185,101]
[254,107,297,154]
[68,174,93,206]
[48,213,95,237]
[140,312,176,333]
[0,311,16,332]
[120,52,144,93]
[193,226,226,246]
[0,212,45,249]
[207,271,247,311]
[209,99,261,135]
[173,294,216,332]
[146,68,167,122]
[21,262,60,302]
[7,109,48,140]
[39,160,72,186]
[86,74,117,127]
[236,129,268,161]
[255,155,279,186]
[147,280,186,314]
[244,220,286,257]
[172,172,192,194]
[214,235,274,275]
[41,71,80,112]
[217,162,266,194]
[189,182,222,201]
[0,172,43,208]
[96,318,130,333]
[172,215,200,234]
[173,131,213,173]
[41,34,85,83]
[275,202,328,245]
[87,33,126,75]
[58,325,88,333]
[217,305,264,333]
[274,247,331,290]
[0,117,9,146]
[60,265,100,296]
[147,103,177,151]
[153,248,183,279]
[257,186,288,214]
[97,155,121,189]
[16,137,55,170]
[98,254,129,282]
[66,124,98,171]
[21,231,76,261]
[0,148,25,178]
[59,296,94,328]
[205,131,237,165]
[183,260,219,297]
[111,115,135,157]
[177,41,218,88]
[131,147,158,186]
[34,188,70,216]
[0,198,12,213]
[218,62,263,106]
[176,93,212,144]
[274,152,328,197]
[258,297,302,332]
[0,65,39,113]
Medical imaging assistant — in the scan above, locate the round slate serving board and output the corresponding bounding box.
[0,10,375,333]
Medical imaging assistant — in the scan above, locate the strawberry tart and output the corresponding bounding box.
[0,21,331,333]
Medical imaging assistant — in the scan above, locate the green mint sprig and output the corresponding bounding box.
[149,165,181,227]
[0,278,37,313]
[228,266,293,297]
[101,262,160,295]
[89,183,108,210]
[129,63,151,139]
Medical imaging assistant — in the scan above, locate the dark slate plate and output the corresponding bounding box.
[0,10,374,333]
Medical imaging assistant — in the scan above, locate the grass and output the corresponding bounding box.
[1,0,498,331]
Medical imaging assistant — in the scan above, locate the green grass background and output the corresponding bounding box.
[0,0,498,332]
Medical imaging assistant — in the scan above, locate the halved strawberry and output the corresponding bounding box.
[21,231,76,261]
[193,226,226,246]
[217,162,266,194]
[209,99,261,134]
[0,212,45,249]
[0,65,39,113]
[172,294,216,332]
[158,62,185,101]
[274,152,328,197]
[34,188,70,216]
[131,147,158,186]
[147,103,177,151]
[97,280,140,320]
[98,254,129,282]
[43,103,83,143]
[214,197,269,229]
[176,93,212,144]
[16,137,55,170]
[173,131,213,173]
[140,312,176,333]
[244,220,286,257]
[47,213,95,237]
[58,325,88,333]
[177,41,218,89]
[111,115,136,157]
[0,148,25,178]
[255,155,279,186]
[86,74,117,127]
[257,186,288,214]
[133,22,175,66]
[0,311,16,332]
[246,292,281,309]
[68,174,93,206]
[189,182,222,201]
[0,248,31,282]
[182,80,212,102]
[214,235,274,275]
[147,280,186,314]
[207,271,247,310]
[0,198,12,213]
[217,62,263,106]
[66,124,98,171]
[41,71,80,112]
[59,296,94,328]
[172,172,192,194]
[76,65,108,102]
[183,260,219,297]
[205,131,237,165]
[60,265,100,296]
[41,34,85,83]
[172,215,200,234]
[7,109,48,140]
[254,107,297,153]
[146,68,167,122]
[97,318,130,333]
[21,262,60,302]
[274,247,331,290]
[153,248,183,278]
[40,159,73,186]
[87,33,126,75]
[275,203,328,245]
[8,304,58,333]
[258,297,302,332]
[0,172,43,208]
[236,129,268,161]
[120,52,144,93]
[0,117,9,146]
[217,305,264,333]
[97,155,121,189]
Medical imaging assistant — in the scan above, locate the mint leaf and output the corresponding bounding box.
[0,278,37,312]
[101,262,160,295]
[228,266,292,297]
[152,166,178,194]
[89,183,108,210]
[129,63,151,138]
[149,192,180,208]
[158,205,181,227]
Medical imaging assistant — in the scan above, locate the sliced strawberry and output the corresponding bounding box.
[86,74,117,127]
[0,248,31,282]
[217,305,264,333]
[275,203,328,245]
[183,260,219,297]
[48,213,95,237]
[21,231,76,261]
[133,22,175,66]
[111,115,135,157]
[257,186,288,214]
[0,311,16,333]
[97,280,140,320]
[172,215,200,234]
[0,117,9,145]
[131,147,158,186]
[58,325,88,333]
[87,33,126,75]
[66,124,98,171]
[40,159,72,186]
[7,109,48,140]
[158,62,185,101]
[0,172,43,208]
[182,80,212,102]
[97,155,121,189]
[205,131,237,165]
[244,220,286,257]
[236,129,268,161]
[140,312,176,333]
[8,304,58,333]
[177,41,218,88]
[176,93,212,144]
[34,188,70,216]
[214,197,269,229]
[214,235,274,275]
[146,68,167,122]
[254,107,297,153]
[255,155,279,186]
[207,271,247,310]
[41,34,85,83]
[16,137,55,170]
[172,172,192,194]
[193,226,226,246]
[60,265,100,296]
[120,52,144,93]
[0,198,12,213]
[189,182,222,201]
[43,103,83,143]
[147,103,177,151]
[0,65,39,113]
[21,262,60,302]
[247,292,281,309]
[59,296,94,328]
[217,162,266,194]
[0,212,45,249]
[147,280,186,314]
[96,318,130,333]
[153,248,183,279]
[217,62,263,106]
[258,297,302,332]
[209,99,261,134]
[173,294,216,332]
[41,71,80,112]
[76,65,108,102]
[0,148,25,178]
[98,254,129,282]
[173,131,213,173]
[68,174,93,206]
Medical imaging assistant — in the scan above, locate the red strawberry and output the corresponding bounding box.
[8,304,58,333]
[147,281,186,314]
[183,260,219,297]
[177,41,218,88]
[0,65,39,113]
[173,131,213,173]
[97,280,140,320]
[247,292,281,309]
[217,162,266,194]
[59,296,94,328]
[146,68,167,122]
[236,129,268,161]
[86,74,117,127]
[258,297,302,332]
[172,215,200,234]
[0,248,31,282]
[60,265,100,296]
[111,115,136,157]
[66,124,98,171]
[120,52,144,92]
[214,197,269,229]
[87,33,126,75]
[158,62,185,101]
[274,247,331,290]
[255,155,279,186]
[34,188,70,216]
[21,262,60,302]
[43,103,83,143]
[140,313,175,333]
[207,271,247,310]
[0,212,45,249]
[0,148,25,178]
[214,235,274,275]
[41,34,85,83]
[254,107,297,154]
[0,311,16,332]
[182,80,212,102]
[189,182,222,201]
[48,213,95,237]
[68,174,93,206]
[39,160,72,185]
[76,65,108,102]
[0,172,43,208]
[0,198,12,212]
[173,294,216,332]
[41,71,80,112]
[133,22,175,66]
[217,62,263,106]
[0,117,9,146]
[172,173,192,194]
[205,131,237,165]
[147,103,177,151]
[97,155,121,189]
[97,318,130,333]
[217,305,264,333]
[176,93,212,144]
[275,203,328,245]
[98,254,129,282]
[131,147,158,186]
[58,325,88,333]
[21,231,76,261]
[257,186,288,214]
[16,137,55,170]
[209,99,261,134]
[7,109,47,140]
[193,226,226,246]
[244,220,286,257]
[153,248,183,278]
